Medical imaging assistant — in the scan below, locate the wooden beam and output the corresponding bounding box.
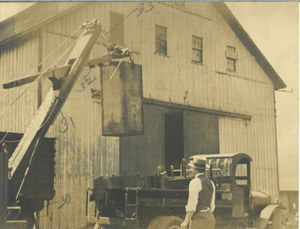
[143,98,251,121]
[2,65,71,89]
[8,20,103,200]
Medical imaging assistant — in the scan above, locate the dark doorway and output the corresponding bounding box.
[164,110,184,175]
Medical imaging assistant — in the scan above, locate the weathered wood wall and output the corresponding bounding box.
[0,2,280,228]
[184,111,219,157]
[120,104,164,176]
[0,33,39,134]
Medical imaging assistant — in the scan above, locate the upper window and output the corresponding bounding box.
[155,25,167,55]
[227,58,236,72]
[192,36,203,64]
[226,46,238,72]
[227,46,236,53]
[110,11,124,45]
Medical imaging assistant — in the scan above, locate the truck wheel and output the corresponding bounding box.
[148,216,165,229]
[271,210,286,229]
[148,216,182,229]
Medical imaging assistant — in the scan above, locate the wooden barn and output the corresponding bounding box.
[0,2,286,228]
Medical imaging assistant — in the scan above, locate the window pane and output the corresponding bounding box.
[226,46,236,53]
[155,25,167,55]
[236,164,248,185]
[227,58,236,71]
[192,49,202,63]
[155,25,167,40]
[192,36,202,49]
[156,40,167,55]
[236,164,247,177]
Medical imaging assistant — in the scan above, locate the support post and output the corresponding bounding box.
[0,146,8,228]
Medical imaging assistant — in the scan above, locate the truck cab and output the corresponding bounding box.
[188,153,252,227]
[187,153,284,229]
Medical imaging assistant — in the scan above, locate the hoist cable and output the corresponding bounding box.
[0,26,83,144]
[0,26,81,104]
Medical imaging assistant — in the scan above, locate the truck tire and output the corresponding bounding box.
[148,216,182,229]
[148,216,165,229]
[271,210,286,229]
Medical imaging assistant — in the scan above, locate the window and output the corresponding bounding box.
[110,11,124,45]
[235,163,248,185]
[227,58,236,71]
[227,46,236,53]
[226,46,237,72]
[155,25,167,55]
[192,36,203,64]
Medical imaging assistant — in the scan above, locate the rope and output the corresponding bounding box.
[0,25,82,149]
[52,38,77,67]
[0,26,81,118]
[0,86,32,117]
[0,82,40,144]
[0,132,8,145]
[108,60,123,81]
[15,137,41,199]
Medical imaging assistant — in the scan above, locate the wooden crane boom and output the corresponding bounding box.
[6,20,103,199]
[1,19,131,200]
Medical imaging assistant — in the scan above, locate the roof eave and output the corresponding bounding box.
[213,2,286,90]
[0,2,87,46]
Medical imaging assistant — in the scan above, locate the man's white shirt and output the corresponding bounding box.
[185,173,216,212]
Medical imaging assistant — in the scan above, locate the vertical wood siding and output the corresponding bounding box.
[184,111,219,158]
[120,104,164,176]
[0,33,39,134]
[218,82,278,198]
[0,2,280,228]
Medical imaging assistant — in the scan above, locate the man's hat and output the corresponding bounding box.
[188,157,206,169]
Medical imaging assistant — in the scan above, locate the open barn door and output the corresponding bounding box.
[164,109,184,175]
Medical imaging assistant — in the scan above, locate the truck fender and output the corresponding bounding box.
[260,204,280,220]
[259,204,280,229]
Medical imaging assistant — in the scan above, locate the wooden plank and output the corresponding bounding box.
[144,98,251,120]
[2,65,70,89]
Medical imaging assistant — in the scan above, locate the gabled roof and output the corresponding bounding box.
[0,2,286,90]
[213,2,286,90]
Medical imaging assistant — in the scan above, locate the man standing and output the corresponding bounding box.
[181,157,216,229]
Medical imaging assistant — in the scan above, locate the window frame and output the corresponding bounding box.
[227,57,236,72]
[192,35,203,64]
[226,46,237,72]
[155,25,168,56]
